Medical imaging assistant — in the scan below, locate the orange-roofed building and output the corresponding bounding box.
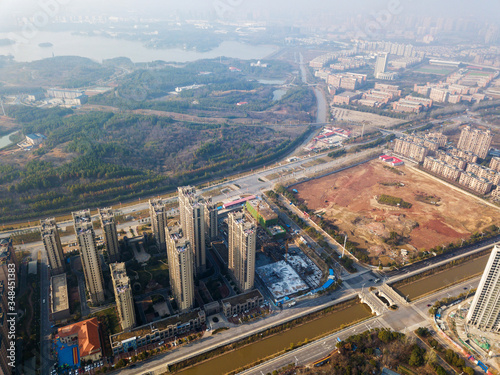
[57,318,103,362]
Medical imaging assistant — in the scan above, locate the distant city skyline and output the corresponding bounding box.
[1,0,499,26]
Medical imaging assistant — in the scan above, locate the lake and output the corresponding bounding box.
[0,31,278,63]
[0,131,19,149]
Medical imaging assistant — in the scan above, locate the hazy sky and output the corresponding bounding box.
[0,0,498,25]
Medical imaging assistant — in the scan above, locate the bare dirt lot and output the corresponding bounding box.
[293,160,500,265]
[331,108,404,133]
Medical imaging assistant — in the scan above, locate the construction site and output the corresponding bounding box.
[292,159,500,266]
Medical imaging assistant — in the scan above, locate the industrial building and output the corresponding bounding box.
[467,245,500,332]
[72,210,105,305]
[110,263,136,331]
[40,218,66,275]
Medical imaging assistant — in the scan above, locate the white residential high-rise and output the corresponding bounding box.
[178,186,206,275]
[228,211,256,292]
[72,210,105,305]
[457,125,493,159]
[374,52,389,79]
[466,245,500,332]
[98,207,120,262]
[149,198,169,251]
[167,226,195,312]
[110,262,136,331]
[40,218,65,275]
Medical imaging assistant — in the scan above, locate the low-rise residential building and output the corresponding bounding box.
[110,309,206,355]
[446,147,478,163]
[332,91,362,105]
[221,290,264,317]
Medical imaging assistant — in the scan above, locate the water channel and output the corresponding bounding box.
[394,253,490,301]
[176,302,372,375]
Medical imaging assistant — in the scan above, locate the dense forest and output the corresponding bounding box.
[0,106,312,222]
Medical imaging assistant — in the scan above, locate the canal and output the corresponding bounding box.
[176,302,372,375]
[394,253,490,301]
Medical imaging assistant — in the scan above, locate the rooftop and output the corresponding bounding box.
[221,289,263,306]
[98,207,115,225]
[247,198,277,222]
[51,274,69,313]
[57,318,101,358]
[110,263,131,290]
[111,309,205,343]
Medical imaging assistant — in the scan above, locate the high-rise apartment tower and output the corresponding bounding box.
[166,226,195,312]
[466,245,500,332]
[98,208,120,262]
[72,210,105,305]
[110,262,136,331]
[228,211,256,292]
[40,218,65,275]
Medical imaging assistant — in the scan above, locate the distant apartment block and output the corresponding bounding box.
[50,273,70,322]
[41,218,66,275]
[466,163,500,186]
[149,198,169,251]
[98,208,120,262]
[228,212,257,293]
[392,95,433,113]
[425,132,448,148]
[490,157,500,172]
[374,52,388,78]
[332,91,362,105]
[110,262,136,331]
[446,147,478,163]
[467,245,500,332]
[423,157,462,181]
[458,172,493,194]
[393,137,429,162]
[167,226,195,312]
[457,126,492,159]
[327,73,367,90]
[72,210,105,305]
[435,150,467,170]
